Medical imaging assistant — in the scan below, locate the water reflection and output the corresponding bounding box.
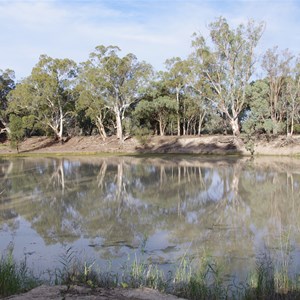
[0,156,300,279]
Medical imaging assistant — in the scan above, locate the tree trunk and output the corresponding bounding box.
[58,106,64,143]
[291,113,294,136]
[186,120,190,135]
[176,88,180,136]
[96,116,107,141]
[183,98,186,135]
[230,118,240,136]
[0,118,11,135]
[198,112,206,136]
[0,127,10,135]
[159,119,165,136]
[114,106,123,141]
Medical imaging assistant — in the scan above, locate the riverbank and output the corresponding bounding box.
[2,249,300,300]
[1,134,300,156]
[4,286,185,300]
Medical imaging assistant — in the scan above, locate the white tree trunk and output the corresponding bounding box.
[114,106,123,141]
[230,118,240,136]
[96,116,107,141]
[176,88,180,136]
[58,105,64,142]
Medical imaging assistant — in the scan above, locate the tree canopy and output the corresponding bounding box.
[1,17,300,145]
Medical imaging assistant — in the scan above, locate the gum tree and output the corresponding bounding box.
[134,96,177,136]
[162,57,190,135]
[262,46,293,134]
[0,69,15,136]
[8,55,77,142]
[76,62,111,140]
[85,45,153,141]
[286,56,300,136]
[191,17,264,136]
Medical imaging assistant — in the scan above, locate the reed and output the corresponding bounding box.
[2,245,300,299]
[0,245,39,297]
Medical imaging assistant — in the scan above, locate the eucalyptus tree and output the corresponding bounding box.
[8,115,24,152]
[186,57,215,135]
[8,55,77,141]
[286,56,300,136]
[0,69,15,136]
[183,96,207,135]
[162,57,190,135]
[84,45,153,141]
[242,79,270,135]
[191,17,264,136]
[76,62,111,139]
[134,96,177,136]
[262,46,294,134]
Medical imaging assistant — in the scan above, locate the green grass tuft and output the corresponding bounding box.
[0,245,39,297]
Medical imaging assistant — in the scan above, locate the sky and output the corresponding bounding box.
[1,0,300,80]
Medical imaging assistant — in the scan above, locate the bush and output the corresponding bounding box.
[9,115,25,152]
[133,127,152,146]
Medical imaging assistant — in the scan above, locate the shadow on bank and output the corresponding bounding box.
[135,136,245,155]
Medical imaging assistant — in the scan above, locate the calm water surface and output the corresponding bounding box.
[1,155,300,281]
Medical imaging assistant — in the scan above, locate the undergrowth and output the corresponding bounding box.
[0,244,39,297]
[2,245,300,299]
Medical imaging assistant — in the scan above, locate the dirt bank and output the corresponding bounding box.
[4,285,186,300]
[1,135,300,156]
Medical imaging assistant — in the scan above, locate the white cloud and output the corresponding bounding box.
[1,0,300,80]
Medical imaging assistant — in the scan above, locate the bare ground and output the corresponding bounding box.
[4,285,186,300]
[1,134,300,156]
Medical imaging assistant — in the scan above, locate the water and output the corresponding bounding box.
[1,155,300,281]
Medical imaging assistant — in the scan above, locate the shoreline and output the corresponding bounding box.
[1,135,300,157]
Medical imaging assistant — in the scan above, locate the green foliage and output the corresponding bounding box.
[173,255,227,300]
[54,247,104,288]
[121,255,167,291]
[2,243,300,299]
[0,245,39,297]
[132,127,152,146]
[134,96,177,135]
[9,115,25,151]
[293,124,300,133]
[203,113,225,134]
[3,19,300,140]
[0,69,15,113]
[191,17,264,136]
[81,45,153,141]
[0,69,15,137]
[7,55,77,141]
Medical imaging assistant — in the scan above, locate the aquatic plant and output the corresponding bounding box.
[3,244,300,299]
[0,244,39,297]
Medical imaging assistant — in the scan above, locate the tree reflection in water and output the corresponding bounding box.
[0,156,300,280]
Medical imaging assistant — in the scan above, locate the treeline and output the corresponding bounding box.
[0,17,300,146]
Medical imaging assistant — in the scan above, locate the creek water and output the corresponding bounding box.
[1,155,300,282]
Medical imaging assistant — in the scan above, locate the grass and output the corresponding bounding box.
[0,245,39,297]
[2,245,300,299]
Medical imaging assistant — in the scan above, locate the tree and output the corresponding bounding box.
[162,58,190,135]
[9,114,24,152]
[242,79,270,135]
[8,55,77,142]
[186,57,215,135]
[134,96,177,136]
[191,17,264,136]
[85,45,153,141]
[75,63,111,139]
[0,69,15,137]
[262,46,293,134]
[285,56,300,136]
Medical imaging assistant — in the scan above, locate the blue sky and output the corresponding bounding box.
[1,0,300,80]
